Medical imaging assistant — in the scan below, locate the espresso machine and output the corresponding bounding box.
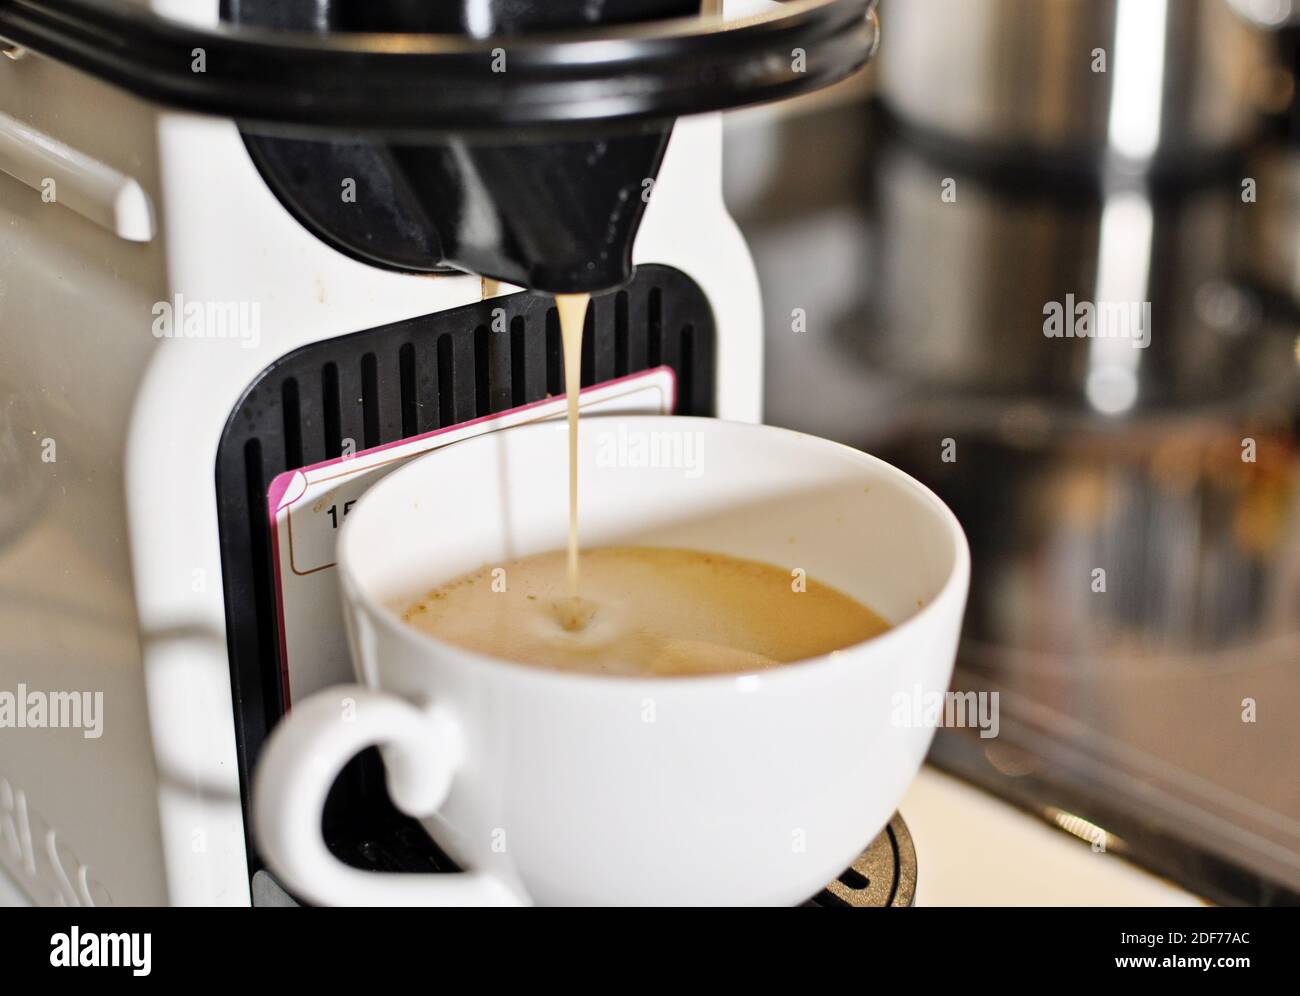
[0,0,882,905]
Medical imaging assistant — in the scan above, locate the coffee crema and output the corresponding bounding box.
[400,546,890,677]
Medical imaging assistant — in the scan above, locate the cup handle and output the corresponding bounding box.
[253,685,521,906]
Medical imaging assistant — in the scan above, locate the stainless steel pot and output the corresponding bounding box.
[845,127,1299,415]
[877,0,1292,170]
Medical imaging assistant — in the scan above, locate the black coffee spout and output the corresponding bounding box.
[227,0,696,294]
[352,0,687,293]
[387,131,670,294]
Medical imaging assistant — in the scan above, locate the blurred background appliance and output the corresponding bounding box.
[878,0,1298,173]
[727,0,1300,904]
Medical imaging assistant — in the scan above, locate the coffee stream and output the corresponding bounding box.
[554,292,590,593]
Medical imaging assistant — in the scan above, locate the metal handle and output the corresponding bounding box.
[0,0,879,136]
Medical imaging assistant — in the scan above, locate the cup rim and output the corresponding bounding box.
[339,415,971,692]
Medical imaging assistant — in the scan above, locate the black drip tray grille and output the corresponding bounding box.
[266,812,917,906]
[215,265,716,876]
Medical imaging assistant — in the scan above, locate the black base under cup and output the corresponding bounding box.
[293,808,917,907]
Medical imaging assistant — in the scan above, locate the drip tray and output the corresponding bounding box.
[803,814,916,907]
[254,813,917,907]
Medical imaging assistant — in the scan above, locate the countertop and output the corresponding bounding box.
[903,767,1206,906]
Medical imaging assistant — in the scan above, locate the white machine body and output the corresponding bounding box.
[0,0,761,905]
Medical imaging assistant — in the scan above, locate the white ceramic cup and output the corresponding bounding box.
[254,415,969,906]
